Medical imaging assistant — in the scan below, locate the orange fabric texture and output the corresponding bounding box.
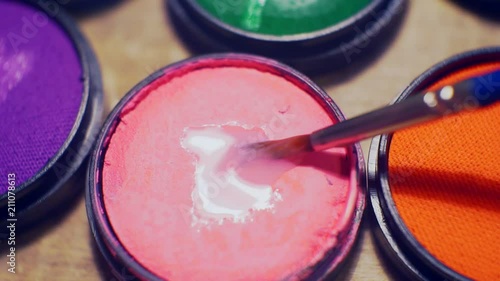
[389,62,500,281]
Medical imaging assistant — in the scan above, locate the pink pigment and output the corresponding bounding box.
[102,66,358,280]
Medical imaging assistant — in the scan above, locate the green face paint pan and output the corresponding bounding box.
[167,0,406,74]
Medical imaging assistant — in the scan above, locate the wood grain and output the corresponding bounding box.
[1,0,499,280]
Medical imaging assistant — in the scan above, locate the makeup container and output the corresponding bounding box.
[87,54,365,281]
[368,47,500,281]
[0,0,103,227]
[452,0,500,19]
[167,0,406,74]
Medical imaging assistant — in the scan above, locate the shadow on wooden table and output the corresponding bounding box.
[0,177,85,254]
[91,240,119,281]
[68,0,127,18]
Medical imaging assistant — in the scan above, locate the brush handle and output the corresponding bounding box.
[310,70,500,151]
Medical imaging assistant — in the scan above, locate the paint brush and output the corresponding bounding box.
[248,71,500,159]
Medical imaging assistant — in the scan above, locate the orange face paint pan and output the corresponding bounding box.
[369,47,500,281]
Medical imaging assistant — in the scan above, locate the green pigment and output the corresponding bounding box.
[195,0,372,36]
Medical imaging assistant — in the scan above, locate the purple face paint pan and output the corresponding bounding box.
[0,0,103,227]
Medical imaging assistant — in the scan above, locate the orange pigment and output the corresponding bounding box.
[389,62,500,281]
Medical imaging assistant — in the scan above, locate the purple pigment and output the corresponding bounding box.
[0,0,83,194]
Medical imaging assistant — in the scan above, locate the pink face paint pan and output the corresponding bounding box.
[87,54,365,281]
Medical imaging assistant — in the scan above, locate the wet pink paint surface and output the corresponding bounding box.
[102,66,358,280]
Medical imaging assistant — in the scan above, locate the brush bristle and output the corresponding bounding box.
[246,135,312,159]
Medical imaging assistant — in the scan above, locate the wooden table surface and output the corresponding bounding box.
[1,1,499,280]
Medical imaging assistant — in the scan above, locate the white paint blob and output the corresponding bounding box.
[181,125,285,226]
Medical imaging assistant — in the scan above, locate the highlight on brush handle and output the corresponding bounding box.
[310,70,500,151]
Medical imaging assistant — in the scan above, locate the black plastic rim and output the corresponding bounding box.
[63,0,122,12]
[87,53,366,281]
[368,47,500,281]
[0,0,103,227]
[167,0,407,74]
